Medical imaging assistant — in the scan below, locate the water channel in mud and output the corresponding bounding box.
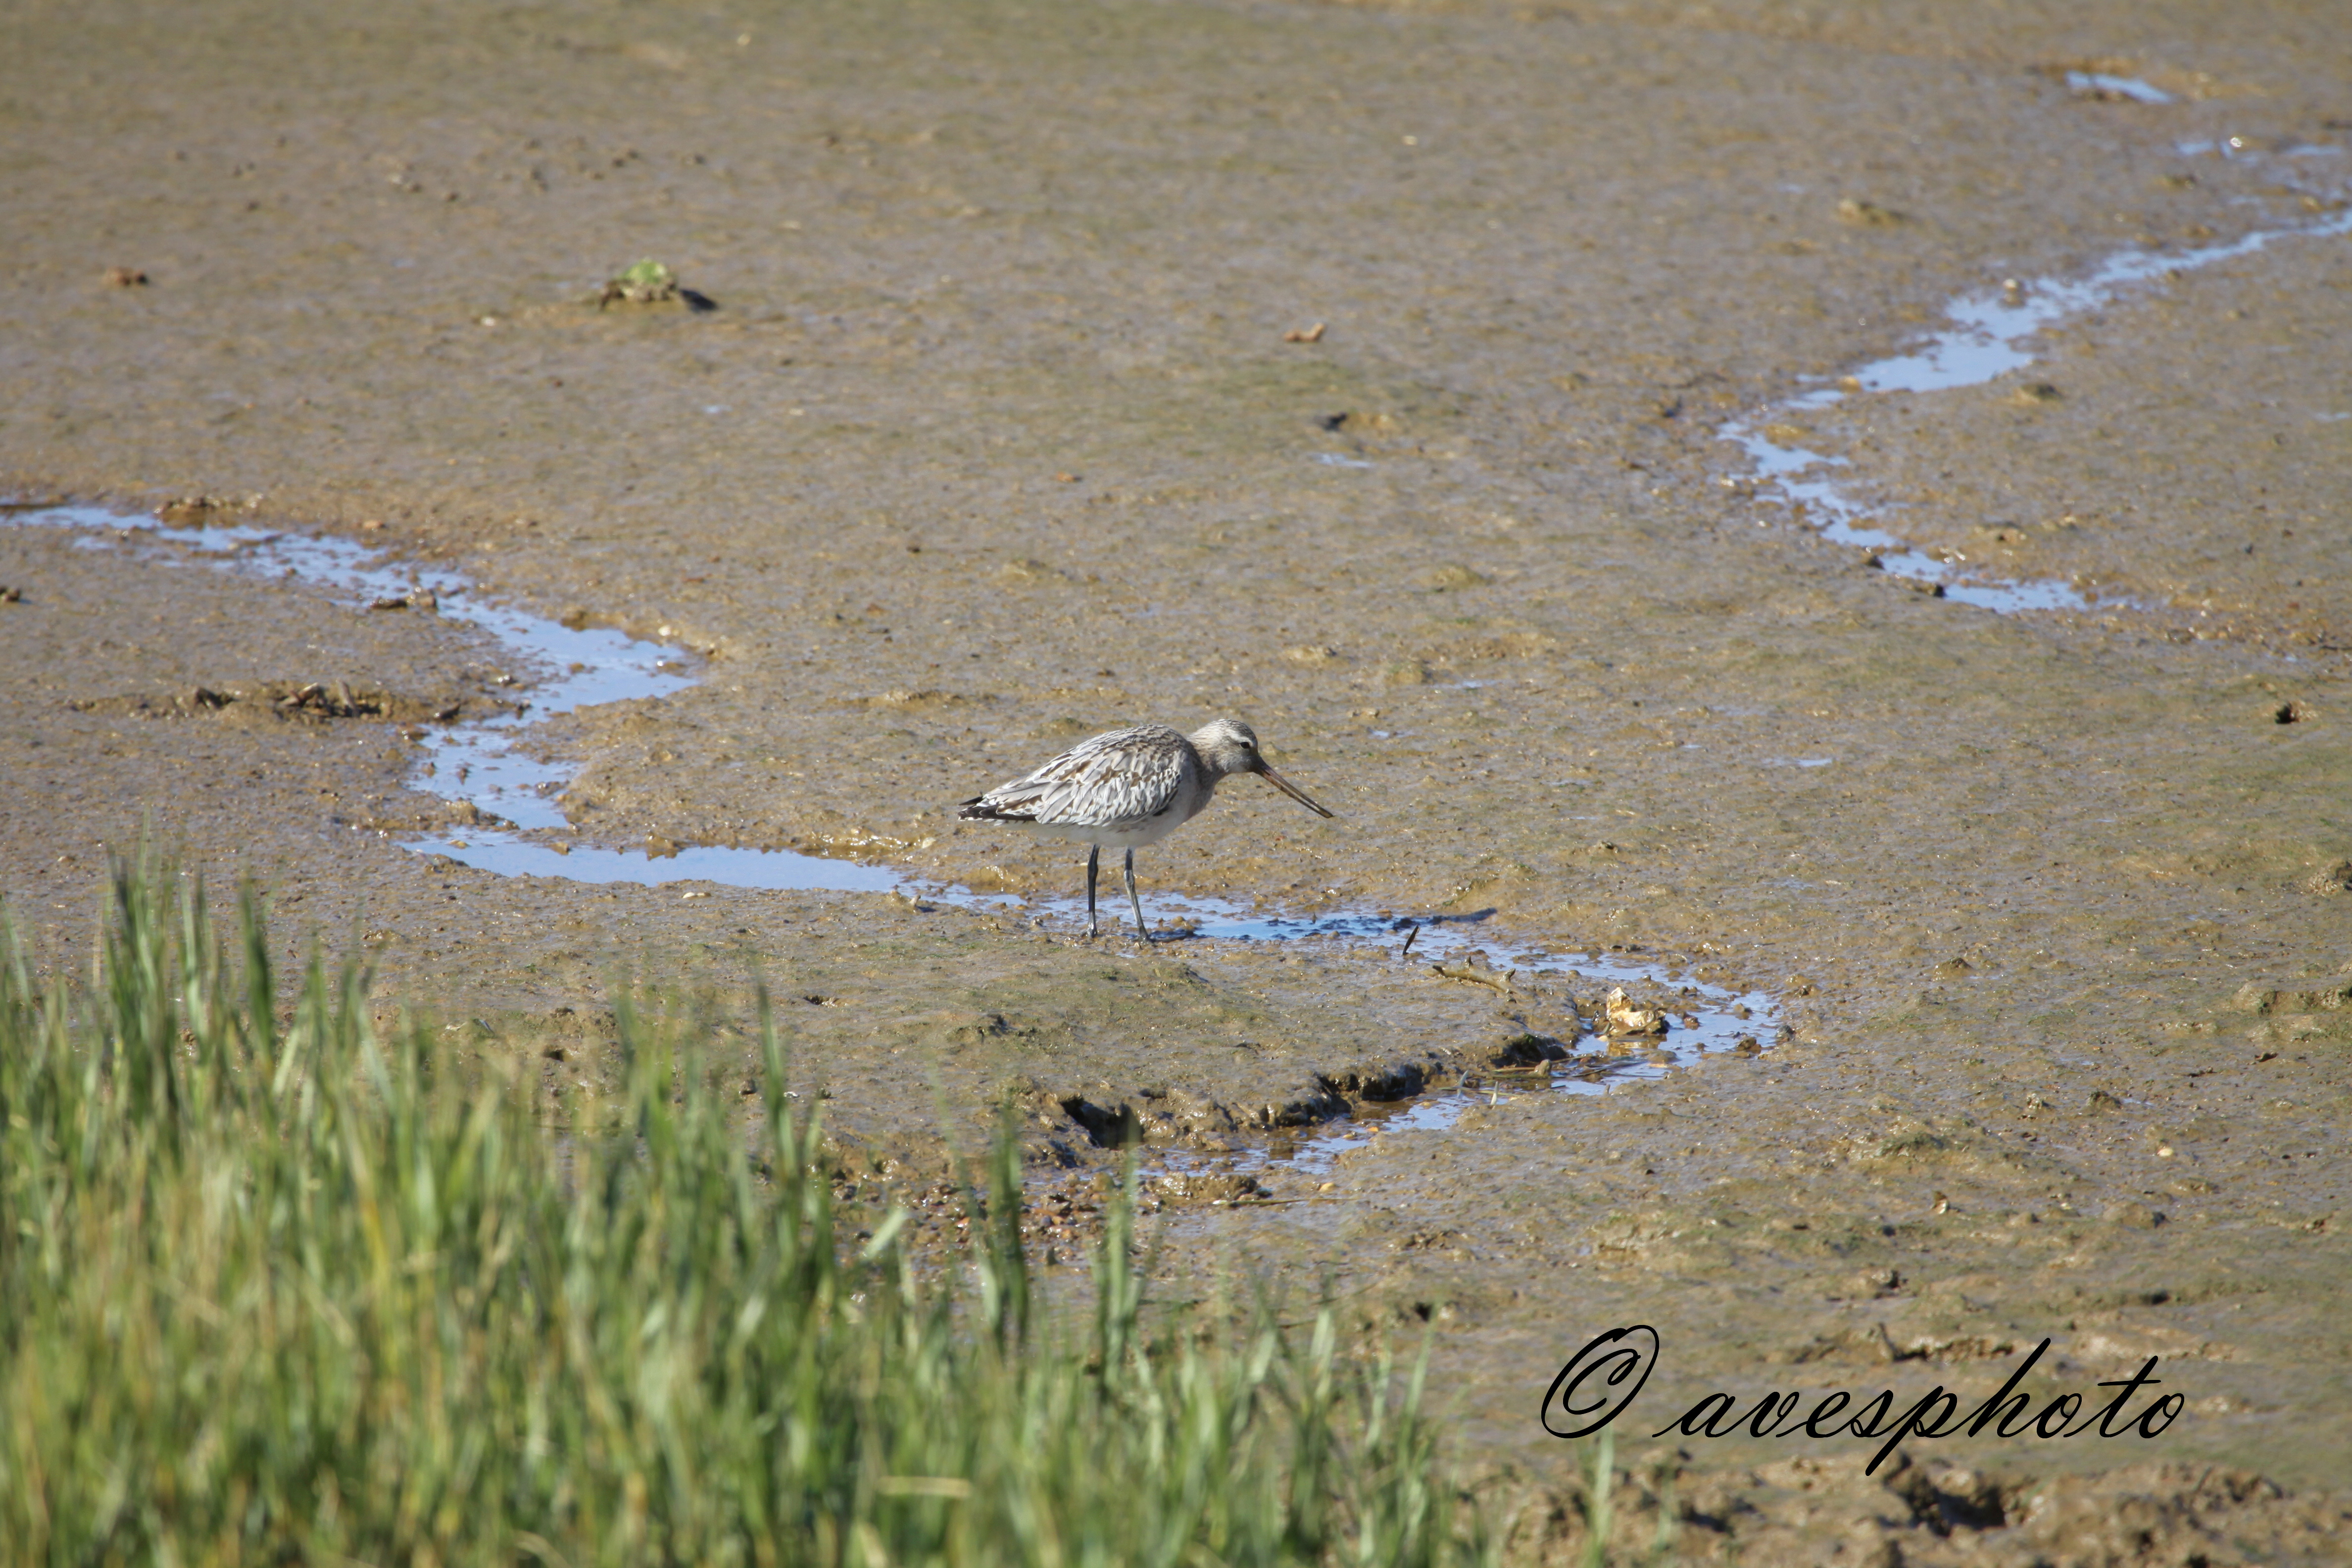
[21,158,2352,1165]
[19,169,2352,1135]
[15,162,2351,1165]
[6,504,1785,1147]
[1721,157,2352,613]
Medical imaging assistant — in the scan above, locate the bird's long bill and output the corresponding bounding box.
[1259,763,1335,818]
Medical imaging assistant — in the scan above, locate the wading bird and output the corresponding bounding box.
[957,718,1334,940]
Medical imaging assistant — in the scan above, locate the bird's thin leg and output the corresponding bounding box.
[1124,848,1150,942]
[1085,845,1100,938]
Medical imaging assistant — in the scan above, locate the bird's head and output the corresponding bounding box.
[1189,718,1334,817]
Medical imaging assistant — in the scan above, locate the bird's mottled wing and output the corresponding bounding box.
[961,725,1190,828]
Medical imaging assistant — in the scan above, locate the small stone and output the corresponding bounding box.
[103,266,149,287]
[1604,987,1667,1036]
[1379,659,1432,687]
[1283,322,1326,343]
[1836,197,1909,226]
[2298,863,2352,897]
[156,496,221,524]
[1425,563,1487,591]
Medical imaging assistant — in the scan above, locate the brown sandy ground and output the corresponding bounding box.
[4,0,2351,1559]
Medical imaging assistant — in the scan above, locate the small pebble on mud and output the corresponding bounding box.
[2296,862,2352,897]
[1604,987,1667,1036]
[102,266,148,287]
[1836,197,1909,226]
[155,495,223,524]
[1282,321,1326,343]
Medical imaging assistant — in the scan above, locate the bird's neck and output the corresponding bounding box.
[1182,771,1224,821]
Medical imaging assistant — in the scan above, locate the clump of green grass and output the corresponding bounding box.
[0,868,1494,1567]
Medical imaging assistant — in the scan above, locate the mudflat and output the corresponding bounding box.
[4,0,2350,1559]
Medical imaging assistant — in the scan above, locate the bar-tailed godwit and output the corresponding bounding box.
[957,718,1334,939]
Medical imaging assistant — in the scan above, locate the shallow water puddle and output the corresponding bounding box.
[5,503,1784,1126]
[1723,189,2352,612]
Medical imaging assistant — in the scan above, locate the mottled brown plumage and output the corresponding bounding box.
[958,718,1333,938]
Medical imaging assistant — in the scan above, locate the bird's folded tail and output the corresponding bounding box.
[956,793,1035,823]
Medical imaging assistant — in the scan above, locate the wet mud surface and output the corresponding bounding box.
[7,0,2352,1557]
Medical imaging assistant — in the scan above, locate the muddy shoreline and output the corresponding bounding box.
[7,0,2352,1558]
